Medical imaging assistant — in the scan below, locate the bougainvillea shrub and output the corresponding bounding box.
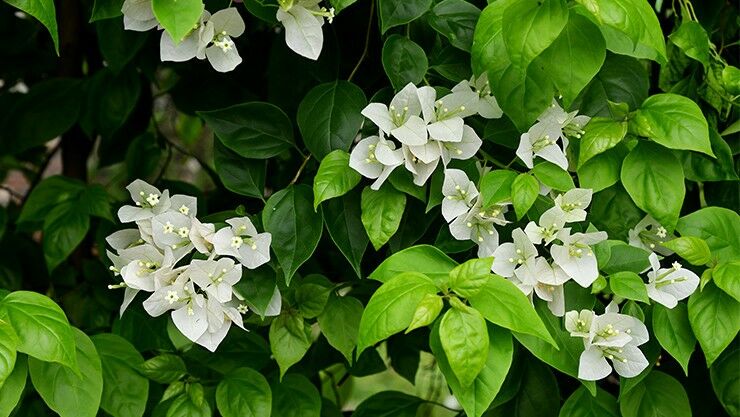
[0,0,738,416]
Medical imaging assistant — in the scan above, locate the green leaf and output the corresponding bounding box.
[511,173,539,220]
[378,0,432,33]
[427,0,481,52]
[1,79,82,154]
[270,374,321,417]
[151,0,203,43]
[577,146,624,192]
[313,150,361,209]
[631,94,713,156]
[90,0,123,21]
[328,0,356,13]
[676,207,740,264]
[317,294,363,362]
[669,21,710,67]
[0,291,76,370]
[382,35,428,91]
[559,387,619,417]
[430,323,512,417]
[448,257,494,298]
[233,268,280,319]
[609,271,649,303]
[590,185,644,241]
[532,161,575,192]
[405,293,443,334]
[496,359,559,417]
[440,300,489,387]
[388,170,426,203]
[5,0,59,53]
[469,277,557,347]
[479,169,517,207]
[214,139,266,199]
[369,244,457,286]
[710,341,740,417]
[29,328,103,417]
[0,319,17,386]
[597,241,651,274]
[294,275,332,319]
[353,391,423,417]
[714,261,740,302]
[0,354,27,417]
[198,102,295,159]
[216,367,272,417]
[471,0,516,77]
[139,354,186,384]
[571,53,649,117]
[95,19,148,72]
[577,0,666,64]
[621,141,685,230]
[42,203,90,272]
[357,272,437,354]
[688,282,740,366]
[662,236,712,266]
[681,128,738,182]
[501,0,569,71]
[297,81,367,160]
[360,185,406,250]
[620,371,690,417]
[578,118,628,167]
[322,191,368,278]
[652,304,695,375]
[91,334,148,417]
[269,312,311,378]
[513,299,596,395]
[263,185,323,285]
[166,395,211,417]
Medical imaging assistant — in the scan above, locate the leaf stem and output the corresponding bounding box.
[290,154,312,185]
[347,0,375,82]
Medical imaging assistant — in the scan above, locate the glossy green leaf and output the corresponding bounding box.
[199,102,295,159]
[0,319,17,386]
[322,191,368,278]
[43,203,90,271]
[92,334,148,417]
[269,312,311,378]
[263,185,323,285]
[620,371,690,417]
[713,261,740,302]
[352,391,423,417]
[216,367,272,417]
[609,271,649,303]
[559,387,619,417]
[381,35,428,91]
[405,293,443,333]
[369,244,457,286]
[652,304,695,375]
[469,277,557,347]
[532,161,575,192]
[621,141,685,230]
[427,0,481,52]
[5,0,59,53]
[479,169,517,207]
[688,282,740,366]
[496,359,559,417]
[270,374,321,417]
[313,150,361,209]
[669,21,710,67]
[440,300,489,387]
[29,328,103,417]
[214,139,266,199]
[0,354,27,417]
[577,145,625,192]
[297,81,367,159]
[662,236,712,266]
[710,341,740,417]
[676,207,740,263]
[357,272,437,354]
[166,395,210,417]
[448,257,494,298]
[151,0,204,44]
[317,294,363,362]
[139,354,186,384]
[378,0,432,33]
[511,173,539,220]
[501,0,568,71]
[578,118,628,167]
[0,291,77,370]
[360,185,406,250]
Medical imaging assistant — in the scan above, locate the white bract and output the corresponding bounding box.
[550,229,607,287]
[121,0,157,31]
[567,302,649,380]
[450,73,503,119]
[513,257,567,316]
[362,83,429,146]
[160,11,211,63]
[106,179,273,351]
[348,135,404,190]
[645,253,700,308]
[277,0,334,60]
[628,215,674,255]
[552,188,592,223]
[491,228,538,279]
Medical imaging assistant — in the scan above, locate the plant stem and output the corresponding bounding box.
[347,0,375,82]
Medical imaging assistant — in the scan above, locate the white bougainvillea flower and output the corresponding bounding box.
[565,309,595,339]
[534,281,565,316]
[438,125,482,166]
[361,83,428,146]
[513,258,566,316]
[441,169,478,222]
[197,8,246,72]
[142,270,191,316]
[151,211,195,261]
[119,244,173,292]
[160,11,211,62]
[403,145,439,186]
[189,258,242,303]
[171,290,209,342]
[578,343,649,380]
[524,208,567,245]
[118,180,171,223]
[106,229,145,252]
[349,135,404,190]
[538,100,590,141]
[589,303,649,348]
[212,217,271,269]
[107,250,142,316]
[551,229,607,287]
[645,253,700,308]
[628,215,674,255]
[491,228,538,278]
[190,217,216,254]
[516,120,568,170]
[277,0,333,60]
[121,0,157,31]
[417,85,476,142]
[552,188,592,223]
[450,73,503,119]
[449,199,507,257]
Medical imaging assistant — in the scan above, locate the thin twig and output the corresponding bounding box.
[290,154,312,185]
[0,185,24,202]
[347,0,375,82]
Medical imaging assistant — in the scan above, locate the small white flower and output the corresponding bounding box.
[237,304,249,314]
[349,134,404,190]
[551,228,607,287]
[538,100,590,141]
[516,120,568,170]
[645,253,700,308]
[450,73,503,119]
[552,188,592,223]
[212,217,272,269]
[121,0,157,31]
[197,8,246,72]
[565,309,595,338]
[361,83,428,146]
[491,228,538,278]
[417,85,476,142]
[105,229,145,252]
[118,244,171,292]
[117,180,171,223]
[403,145,439,186]
[189,258,242,303]
[628,215,674,255]
[151,211,194,262]
[441,169,478,222]
[189,217,216,254]
[523,207,567,245]
[277,0,330,60]
[438,125,482,166]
